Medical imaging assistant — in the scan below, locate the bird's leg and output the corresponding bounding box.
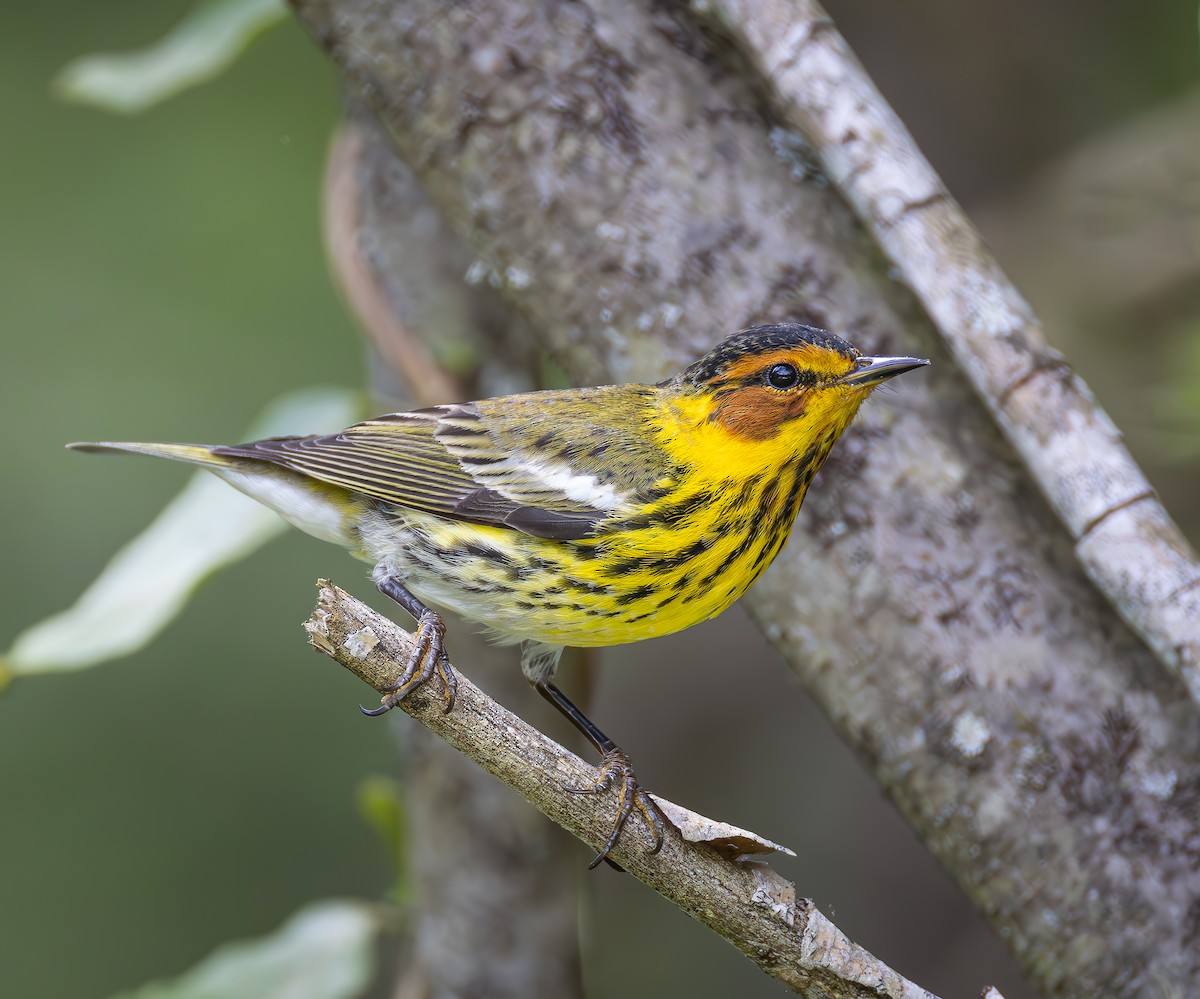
[361,575,457,715]
[536,680,666,869]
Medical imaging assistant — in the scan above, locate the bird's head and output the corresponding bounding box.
[660,323,928,472]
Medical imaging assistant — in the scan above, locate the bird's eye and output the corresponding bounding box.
[766,363,799,389]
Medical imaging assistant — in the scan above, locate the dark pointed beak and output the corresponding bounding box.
[837,354,930,387]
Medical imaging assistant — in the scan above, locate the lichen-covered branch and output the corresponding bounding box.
[287,1,1200,993]
[305,580,961,999]
[704,0,1200,705]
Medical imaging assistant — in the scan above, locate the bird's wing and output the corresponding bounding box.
[213,398,647,540]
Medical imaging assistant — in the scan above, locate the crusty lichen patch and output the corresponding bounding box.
[344,626,380,659]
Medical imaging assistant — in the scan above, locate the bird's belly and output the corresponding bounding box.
[355,508,777,649]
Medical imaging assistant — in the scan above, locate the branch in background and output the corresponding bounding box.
[305,580,978,999]
[323,100,544,407]
[707,0,1200,703]
[323,110,463,407]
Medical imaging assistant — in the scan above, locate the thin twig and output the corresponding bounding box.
[322,114,463,406]
[304,580,961,999]
[703,0,1200,703]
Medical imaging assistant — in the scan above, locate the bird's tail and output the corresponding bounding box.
[67,439,359,548]
[66,441,236,469]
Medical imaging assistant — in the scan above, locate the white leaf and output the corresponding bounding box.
[54,0,288,115]
[113,900,378,999]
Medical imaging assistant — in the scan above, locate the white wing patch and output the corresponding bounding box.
[513,459,626,511]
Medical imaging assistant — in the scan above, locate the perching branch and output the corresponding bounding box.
[304,579,975,999]
[704,0,1200,705]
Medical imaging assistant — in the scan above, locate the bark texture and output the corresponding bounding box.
[709,0,1200,703]
[288,1,1200,995]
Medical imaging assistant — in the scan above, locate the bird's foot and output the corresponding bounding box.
[568,748,666,869]
[361,610,457,716]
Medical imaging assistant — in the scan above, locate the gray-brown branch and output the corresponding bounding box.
[288,0,1200,993]
[706,0,1200,706]
[304,580,964,999]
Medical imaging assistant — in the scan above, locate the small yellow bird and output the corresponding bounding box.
[71,323,926,865]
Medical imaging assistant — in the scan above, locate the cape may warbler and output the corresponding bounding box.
[72,322,927,865]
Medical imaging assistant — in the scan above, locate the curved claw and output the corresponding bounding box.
[569,749,667,869]
[359,701,395,718]
[435,652,457,714]
[362,610,457,717]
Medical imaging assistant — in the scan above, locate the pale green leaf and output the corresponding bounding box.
[54,0,288,114]
[3,387,361,678]
[356,776,410,902]
[113,900,378,999]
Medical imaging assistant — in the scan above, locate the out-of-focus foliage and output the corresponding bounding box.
[356,776,410,903]
[55,0,286,114]
[112,901,378,999]
[1157,314,1200,459]
[2,5,381,998]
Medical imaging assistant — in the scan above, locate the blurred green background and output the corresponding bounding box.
[3,2,1198,998]
[2,4,377,997]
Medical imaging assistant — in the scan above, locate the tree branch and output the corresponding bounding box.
[304,579,978,999]
[704,0,1200,706]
